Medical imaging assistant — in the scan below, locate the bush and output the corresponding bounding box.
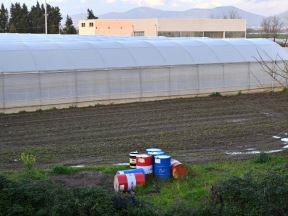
[20,152,36,170]
[209,92,222,97]
[52,165,76,175]
[209,172,288,216]
[0,175,158,216]
[255,152,271,164]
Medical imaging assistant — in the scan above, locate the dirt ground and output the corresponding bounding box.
[51,171,114,190]
[0,92,287,170]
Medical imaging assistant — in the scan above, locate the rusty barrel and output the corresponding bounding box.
[171,159,188,179]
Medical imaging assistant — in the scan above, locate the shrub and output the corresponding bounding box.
[0,176,158,216]
[52,165,76,175]
[20,152,36,170]
[255,152,271,164]
[209,172,288,216]
[209,92,222,97]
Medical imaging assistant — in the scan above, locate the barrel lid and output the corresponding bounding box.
[155,154,171,159]
[148,151,165,155]
[129,151,138,155]
[146,148,162,152]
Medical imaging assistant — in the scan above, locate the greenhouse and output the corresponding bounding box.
[0,34,287,113]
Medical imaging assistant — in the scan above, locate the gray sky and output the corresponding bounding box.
[1,0,288,16]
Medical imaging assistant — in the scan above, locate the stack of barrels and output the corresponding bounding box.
[114,148,188,192]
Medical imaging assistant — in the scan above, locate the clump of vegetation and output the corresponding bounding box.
[206,172,288,216]
[281,88,288,94]
[255,152,271,164]
[52,165,77,175]
[209,92,222,97]
[0,175,156,216]
[20,152,36,171]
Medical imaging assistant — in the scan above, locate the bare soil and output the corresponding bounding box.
[0,92,287,170]
[51,171,113,190]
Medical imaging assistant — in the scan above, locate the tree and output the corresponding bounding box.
[87,9,98,19]
[223,10,242,19]
[0,4,9,32]
[46,4,62,34]
[256,52,288,89]
[261,16,284,42]
[29,1,44,33]
[62,15,77,34]
[9,3,30,33]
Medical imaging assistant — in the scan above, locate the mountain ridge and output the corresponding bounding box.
[72,6,288,28]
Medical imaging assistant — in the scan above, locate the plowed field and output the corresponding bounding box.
[0,92,287,170]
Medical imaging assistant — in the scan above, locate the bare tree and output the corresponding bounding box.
[261,16,284,42]
[256,51,288,89]
[223,10,242,19]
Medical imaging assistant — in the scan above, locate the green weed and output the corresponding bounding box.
[209,92,222,97]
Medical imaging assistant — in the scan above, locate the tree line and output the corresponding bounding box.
[0,2,91,34]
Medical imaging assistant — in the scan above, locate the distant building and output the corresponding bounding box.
[78,18,246,38]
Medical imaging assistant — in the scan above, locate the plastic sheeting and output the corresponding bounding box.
[0,34,287,111]
[0,34,288,73]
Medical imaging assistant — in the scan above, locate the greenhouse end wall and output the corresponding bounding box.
[0,62,282,113]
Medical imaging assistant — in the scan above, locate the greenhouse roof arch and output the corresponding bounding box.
[0,34,288,73]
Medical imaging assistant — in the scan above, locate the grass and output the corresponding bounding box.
[138,155,288,209]
[1,155,287,210]
[209,92,222,97]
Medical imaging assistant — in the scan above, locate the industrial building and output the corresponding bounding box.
[0,34,287,113]
[79,18,246,38]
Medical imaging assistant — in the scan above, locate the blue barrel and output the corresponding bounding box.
[147,151,165,173]
[154,155,171,180]
[146,148,162,153]
[116,168,145,175]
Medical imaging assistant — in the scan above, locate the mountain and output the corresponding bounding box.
[278,10,288,18]
[100,6,265,28]
[71,13,86,28]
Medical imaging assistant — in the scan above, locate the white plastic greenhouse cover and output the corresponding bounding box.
[0,34,288,73]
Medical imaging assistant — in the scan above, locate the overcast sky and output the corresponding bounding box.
[1,0,288,16]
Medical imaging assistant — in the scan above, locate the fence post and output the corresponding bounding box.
[38,71,42,108]
[196,65,200,95]
[74,70,78,105]
[139,68,143,99]
[168,66,172,97]
[1,72,5,109]
[248,62,251,91]
[222,63,225,92]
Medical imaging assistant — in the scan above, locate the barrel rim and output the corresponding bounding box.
[146,148,162,152]
[136,153,152,158]
[155,154,171,159]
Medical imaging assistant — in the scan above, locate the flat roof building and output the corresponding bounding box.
[79,18,246,38]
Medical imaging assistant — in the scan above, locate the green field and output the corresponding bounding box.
[1,153,288,215]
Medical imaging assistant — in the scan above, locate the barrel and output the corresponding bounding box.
[136,154,153,175]
[146,151,165,173]
[129,151,138,168]
[154,155,171,180]
[171,159,188,179]
[114,173,145,192]
[146,151,165,157]
[146,148,162,153]
[117,168,145,175]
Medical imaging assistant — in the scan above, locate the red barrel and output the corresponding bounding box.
[114,173,145,192]
[136,154,153,175]
[171,159,188,179]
